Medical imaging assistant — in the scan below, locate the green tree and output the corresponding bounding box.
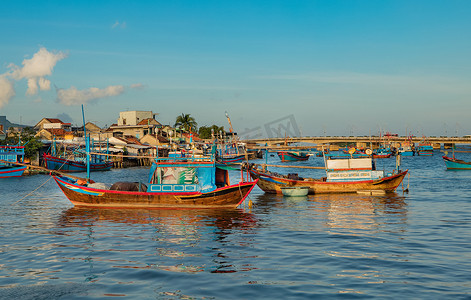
[24,137,43,160]
[174,114,197,133]
[198,125,225,139]
[0,128,44,160]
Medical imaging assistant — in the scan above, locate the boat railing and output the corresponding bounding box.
[155,155,214,163]
[0,146,25,155]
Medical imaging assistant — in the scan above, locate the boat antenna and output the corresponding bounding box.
[225,111,234,134]
[81,105,90,181]
[322,144,328,169]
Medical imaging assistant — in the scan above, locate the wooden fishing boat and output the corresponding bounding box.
[0,145,27,178]
[277,151,309,162]
[44,153,113,172]
[398,139,415,156]
[372,153,392,159]
[399,147,414,156]
[53,156,258,209]
[442,156,471,170]
[367,147,393,159]
[53,105,257,209]
[416,144,433,156]
[249,156,408,194]
[213,140,247,165]
[216,154,246,164]
[44,134,113,173]
[416,137,433,156]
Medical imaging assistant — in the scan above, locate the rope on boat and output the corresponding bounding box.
[0,160,86,181]
[1,155,88,206]
[54,151,80,172]
[404,172,410,193]
[2,148,89,205]
[11,176,53,206]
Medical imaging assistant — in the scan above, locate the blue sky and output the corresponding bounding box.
[1,0,470,137]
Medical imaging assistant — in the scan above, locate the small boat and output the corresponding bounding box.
[277,151,309,162]
[43,138,112,172]
[213,140,247,165]
[442,156,471,170]
[216,154,246,165]
[399,147,414,156]
[372,152,392,159]
[0,145,27,178]
[249,156,408,194]
[416,144,433,156]
[44,153,113,172]
[281,186,309,197]
[53,156,258,209]
[370,146,393,159]
[399,139,415,156]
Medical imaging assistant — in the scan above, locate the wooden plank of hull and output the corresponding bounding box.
[54,176,257,208]
[250,169,407,194]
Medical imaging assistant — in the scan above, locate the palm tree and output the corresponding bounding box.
[174,114,197,133]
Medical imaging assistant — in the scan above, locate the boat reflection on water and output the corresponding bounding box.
[313,192,408,233]
[57,207,259,276]
[58,207,258,231]
[251,191,407,235]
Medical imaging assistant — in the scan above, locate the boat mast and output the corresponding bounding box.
[81,105,90,181]
[225,111,238,155]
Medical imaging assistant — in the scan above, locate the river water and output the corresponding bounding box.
[0,152,470,299]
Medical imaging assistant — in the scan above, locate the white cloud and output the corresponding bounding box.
[130,83,145,89]
[57,85,125,106]
[0,75,15,109]
[38,77,51,90]
[26,78,38,95]
[9,47,67,95]
[112,21,126,29]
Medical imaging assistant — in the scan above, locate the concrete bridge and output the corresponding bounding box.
[242,136,471,150]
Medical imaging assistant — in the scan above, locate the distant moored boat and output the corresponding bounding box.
[0,145,27,178]
[442,156,471,170]
[277,151,309,162]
